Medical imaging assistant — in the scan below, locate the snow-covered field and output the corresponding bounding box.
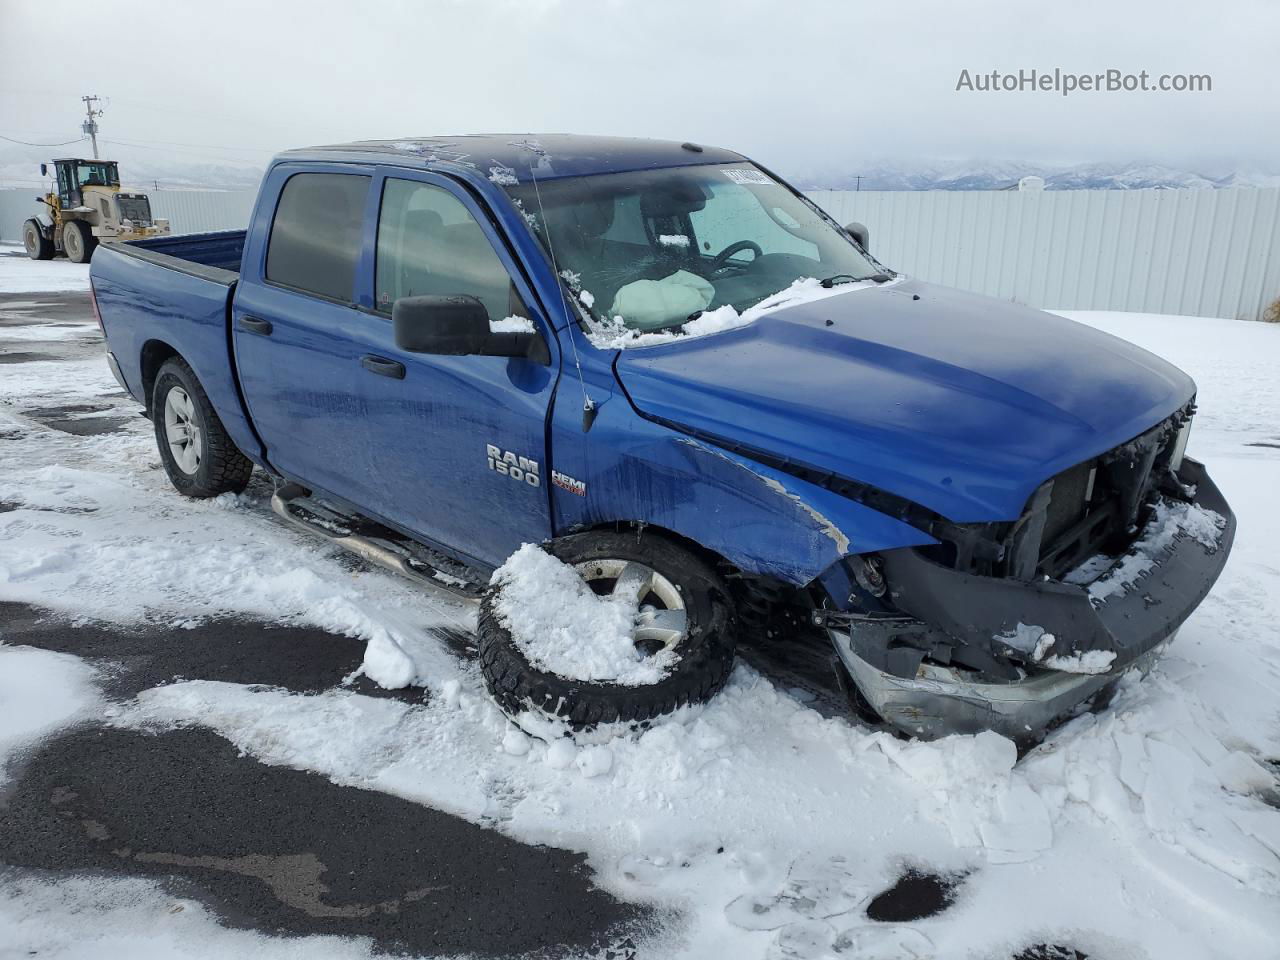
[1,254,1277,959]
[0,245,91,293]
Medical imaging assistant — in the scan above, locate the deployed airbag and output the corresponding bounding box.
[609,270,714,330]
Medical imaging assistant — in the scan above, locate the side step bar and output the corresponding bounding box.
[269,484,485,601]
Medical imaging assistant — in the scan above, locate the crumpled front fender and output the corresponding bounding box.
[551,400,935,584]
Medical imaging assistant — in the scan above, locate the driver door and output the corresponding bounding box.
[344,171,559,568]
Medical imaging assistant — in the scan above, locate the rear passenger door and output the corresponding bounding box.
[350,172,558,566]
[232,165,383,507]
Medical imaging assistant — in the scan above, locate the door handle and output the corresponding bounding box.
[239,315,273,336]
[360,355,406,380]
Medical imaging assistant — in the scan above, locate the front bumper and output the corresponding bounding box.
[833,631,1170,741]
[830,459,1235,740]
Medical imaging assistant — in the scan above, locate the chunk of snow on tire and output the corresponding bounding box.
[489,543,676,684]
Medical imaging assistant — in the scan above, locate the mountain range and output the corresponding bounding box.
[791,160,1280,192]
[3,141,1278,193]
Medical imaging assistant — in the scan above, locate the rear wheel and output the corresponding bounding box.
[151,358,254,498]
[23,220,52,260]
[478,531,737,729]
[62,220,97,264]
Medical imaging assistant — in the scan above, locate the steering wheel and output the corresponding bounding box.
[709,240,763,272]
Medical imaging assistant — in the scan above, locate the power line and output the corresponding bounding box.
[0,133,88,147]
[98,138,265,167]
[102,134,274,156]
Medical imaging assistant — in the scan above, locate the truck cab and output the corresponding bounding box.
[87,135,1235,741]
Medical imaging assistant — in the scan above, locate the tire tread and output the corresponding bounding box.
[153,357,253,498]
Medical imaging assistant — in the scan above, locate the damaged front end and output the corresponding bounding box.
[817,410,1236,740]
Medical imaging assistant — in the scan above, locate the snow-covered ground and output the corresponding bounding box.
[1,258,1277,960]
[0,245,91,293]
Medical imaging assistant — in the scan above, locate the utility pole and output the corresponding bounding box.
[854,175,863,193]
[81,95,103,159]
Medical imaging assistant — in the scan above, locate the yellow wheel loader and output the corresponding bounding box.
[22,158,170,264]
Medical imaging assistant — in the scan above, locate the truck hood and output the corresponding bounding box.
[613,279,1195,523]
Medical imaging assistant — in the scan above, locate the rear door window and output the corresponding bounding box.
[266,172,370,302]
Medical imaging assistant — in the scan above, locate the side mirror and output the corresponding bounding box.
[40,163,47,177]
[393,294,549,364]
[844,221,870,253]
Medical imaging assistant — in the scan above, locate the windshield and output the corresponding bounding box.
[504,163,887,334]
[75,161,119,187]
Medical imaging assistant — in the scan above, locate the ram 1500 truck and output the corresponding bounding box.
[90,135,1235,740]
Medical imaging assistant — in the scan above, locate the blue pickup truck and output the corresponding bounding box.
[90,134,1235,740]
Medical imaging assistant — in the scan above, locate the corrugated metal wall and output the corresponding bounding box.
[5,185,1278,321]
[0,188,255,248]
[809,187,1280,321]
[147,190,257,235]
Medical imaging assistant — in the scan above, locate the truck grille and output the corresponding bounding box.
[1035,411,1186,579]
[1042,461,1093,546]
[918,405,1191,582]
[117,194,154,226]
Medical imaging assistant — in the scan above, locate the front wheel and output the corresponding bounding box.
[478,531,737,729]
[62,220,97,264]
[152,358,254,498]
[23,220,53,260]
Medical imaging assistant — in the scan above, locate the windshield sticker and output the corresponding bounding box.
[722,168,772,185]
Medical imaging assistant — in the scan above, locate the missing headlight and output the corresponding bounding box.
[1170,419,1192,472]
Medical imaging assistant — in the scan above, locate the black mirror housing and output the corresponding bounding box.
[392,295,549,364]
[394,294,488,354]
[844,221,870,252]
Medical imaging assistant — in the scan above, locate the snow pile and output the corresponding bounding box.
[589,276,890,350]
[1074,499,1226,602]
[489,314,536,333]
[489,543,675,684]
[0,250,90,293]
[357,628,418,689]
[0,646,100,782]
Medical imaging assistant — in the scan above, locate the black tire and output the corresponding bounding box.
[478,531,737,729]
[62,220,97,264]
[151,358,253,498]
[23,220,53,260]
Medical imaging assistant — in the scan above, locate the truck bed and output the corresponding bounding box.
[90,228,262,464]
[121,229,246,279]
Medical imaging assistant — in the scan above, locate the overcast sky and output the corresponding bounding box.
[2,0,1277,177]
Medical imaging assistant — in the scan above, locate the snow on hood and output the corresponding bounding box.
[615,278,1197,523]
